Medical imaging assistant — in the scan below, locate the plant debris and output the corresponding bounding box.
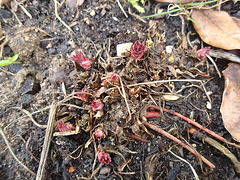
[220,63,240,142]
[191,9,240,50]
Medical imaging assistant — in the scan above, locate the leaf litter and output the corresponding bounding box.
[220,63,240,142]
[191,9,240,50]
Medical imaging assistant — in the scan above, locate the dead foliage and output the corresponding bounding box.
[220,63,240,142]
[191,9,240,50]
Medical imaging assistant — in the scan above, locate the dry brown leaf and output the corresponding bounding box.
[220,63,240,142]
[191,9,240,50]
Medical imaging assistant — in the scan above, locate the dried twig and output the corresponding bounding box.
[189,128,240,173]
[206,54,221,78]
[11,107,47,128]
[168,150,199,180]
[117,0,128,18]
[209,49,240,64]
[36,103,57,180]
[14,0,32,19]
[53,0,73,33]
[146,105,240,149]
[142,119,215,168]
[0,126,36,175]
[25,134,40,163]
[128,7,147,23]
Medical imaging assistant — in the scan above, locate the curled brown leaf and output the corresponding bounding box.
[191,9,240,50]
[220,63,240,142]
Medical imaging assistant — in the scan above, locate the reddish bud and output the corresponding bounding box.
[80,57,92,70]
[68,106,74,110]
[110,74,119,81]
[98,151,111,165]
[68,50,92,70]
[94,129,106,139]
[197,47,211,58]
[130,40,148,60]
[58,120,75,132]
[91,100,104,111]
[77,89,87,101]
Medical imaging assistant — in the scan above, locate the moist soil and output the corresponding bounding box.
[0,0,240,180]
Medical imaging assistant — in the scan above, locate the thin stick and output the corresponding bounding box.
[189,128,240,173]
[128,7,147,23]
[127,133,149,143]
[206,54,221,78]
[25,134,40,163]
[169,150,199,180]
[0,126,36,175]
[119,76,132,122]
[11,107,47,128]
[127,79,201,87]
[147,105,240,149]
[53,0,73,33]
[36,103,57,180]
[14,0,32,19]
[116,0,128,18]
[143,119,215,168]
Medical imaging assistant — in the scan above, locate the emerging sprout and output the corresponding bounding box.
[58,120,75,132]
[110,74,119,81]
[77,89,87,101]
[98,151,111,165]
[94,128,106,139]
[130,40,148,60]
[91,100,104,111]
[68,50,92,70]
[197,47,211,58]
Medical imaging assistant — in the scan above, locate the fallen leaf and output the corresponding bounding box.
[220,63,240,142]
[191,9,240,50]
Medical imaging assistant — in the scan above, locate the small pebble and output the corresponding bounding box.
[206,101,212,109]
[99,167,111,175]
[166,45,174,54]
[90,10,96,16]
[48,48,56,54]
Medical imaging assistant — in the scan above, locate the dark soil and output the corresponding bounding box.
[0,0,240,180]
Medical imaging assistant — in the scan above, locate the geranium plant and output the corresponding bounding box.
[68,50,92,70]
[58,120,75,132]
[91,100,104,111]
[197,47,211,58]
[130,40,148,60]
[97,151,111,164]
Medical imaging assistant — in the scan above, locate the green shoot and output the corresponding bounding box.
[128,0,145,13]
[184,0,219,7]
[178,0,182,8]
[187,18,200,26]
[0,54,20,66]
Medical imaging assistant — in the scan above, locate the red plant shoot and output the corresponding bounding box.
[130,40,148,59]
[110,74,119,81]
[68,50,92,70]
[197,47,211,58]
[58,120,75,132]
[98,151,111,164]
[94,128,106,139]
[91,100,104,111]
[80,57,91,70]
[77,89,87,101]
